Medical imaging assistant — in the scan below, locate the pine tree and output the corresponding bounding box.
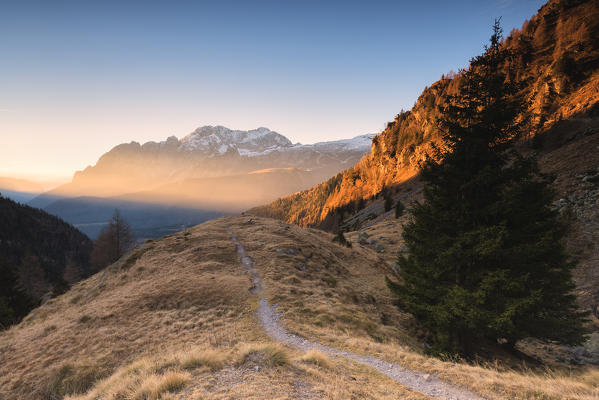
[388,21,587,356]
[0,261,36,329]
[395,200,405,218]
[383,186,393,212]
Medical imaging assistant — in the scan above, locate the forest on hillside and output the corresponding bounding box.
[0,195,94,327]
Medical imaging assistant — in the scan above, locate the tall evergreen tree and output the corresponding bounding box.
[0,261,36,329]
[388,21,587,356]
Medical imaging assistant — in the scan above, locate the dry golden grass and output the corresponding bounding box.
[230,216,599,400]
[299,350,332,369]
[0,223,258,399]
[238,343,290,367]
[180,348,227,372]
[1,215,597,399]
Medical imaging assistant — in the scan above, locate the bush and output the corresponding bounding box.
[78,315,92,323]
[332,231,352,248]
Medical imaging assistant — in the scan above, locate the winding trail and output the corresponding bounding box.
[229,232,484,400]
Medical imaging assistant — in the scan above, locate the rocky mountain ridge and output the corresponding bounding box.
[30,126,374,206]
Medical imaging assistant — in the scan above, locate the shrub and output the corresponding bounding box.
[332,231,352,248]
[78,315,92,323]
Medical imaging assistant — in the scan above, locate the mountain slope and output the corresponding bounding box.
[250,0,599,229]
[0,216,596,399]
[0,196,93,309]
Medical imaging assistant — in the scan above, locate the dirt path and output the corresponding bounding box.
[230,231,485,400]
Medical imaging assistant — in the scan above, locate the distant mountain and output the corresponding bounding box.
[30,126,374,208]
[0,177,44,204]
[29,127,373,238]
[0,195,93,324]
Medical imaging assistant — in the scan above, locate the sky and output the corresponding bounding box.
[0,0,547,182]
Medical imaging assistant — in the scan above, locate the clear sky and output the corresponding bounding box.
[1,0,546,181]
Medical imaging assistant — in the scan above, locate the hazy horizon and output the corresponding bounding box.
[1,0,546,179]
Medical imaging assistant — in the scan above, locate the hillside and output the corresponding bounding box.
[251,0,599,230]
[0,196,94,327]
[1,216,596,399]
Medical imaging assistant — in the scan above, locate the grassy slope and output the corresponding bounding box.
[1,216,597,399]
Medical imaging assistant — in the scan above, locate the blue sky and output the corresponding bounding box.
[0,0,546,180]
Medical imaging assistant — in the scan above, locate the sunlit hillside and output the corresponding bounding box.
[251,0,599,230]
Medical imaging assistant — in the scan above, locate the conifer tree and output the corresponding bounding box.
[395,200,405,218]
[388,21,587,356]
[0,261,35,329]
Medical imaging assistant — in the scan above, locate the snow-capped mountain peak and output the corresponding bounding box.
[178,126,292,155]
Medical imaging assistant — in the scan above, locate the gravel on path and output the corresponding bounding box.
[229,231,485,400]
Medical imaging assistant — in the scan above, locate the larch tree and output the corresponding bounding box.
[90,209,135,269]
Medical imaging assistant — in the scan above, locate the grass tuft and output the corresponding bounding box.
[180,348,226,371]
[300,350,332,369]
[133,371,190,400]
[78,315,92,323]
[239,343,290,367]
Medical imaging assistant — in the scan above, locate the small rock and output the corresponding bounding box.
[287,249,297,256]
[296,264,307,271]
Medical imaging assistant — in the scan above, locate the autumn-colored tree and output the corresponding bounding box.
[91,209,135,268]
